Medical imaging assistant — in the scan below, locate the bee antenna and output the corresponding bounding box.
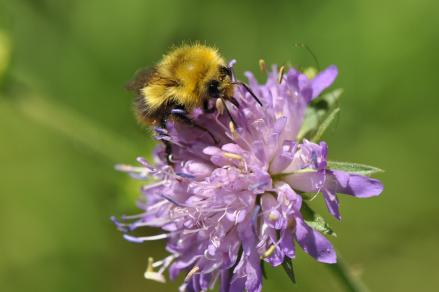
[229,96,240,108]
[220,97,237,128]
[232,81,263,106]
[293,42,321,71]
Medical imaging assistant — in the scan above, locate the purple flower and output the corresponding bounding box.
[114,64,383,291]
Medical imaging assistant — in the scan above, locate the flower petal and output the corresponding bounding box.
[220,270,232,292]
[279,229,296,259]
[182,160,213,178]
[283,171,325,193]
[326,170,384,198]
[295,217,336,263]
[269,140,296,174]
[323,189,341,221]
[310,65,338,100]
[237,221,262,292]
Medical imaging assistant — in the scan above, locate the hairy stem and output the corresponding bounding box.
[328,254,369,292]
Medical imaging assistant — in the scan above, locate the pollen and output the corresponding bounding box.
[259,59,266,72]
[184,266,200,282]
[261,244,277,259]
[223,152,242,160]
[268,211,280,221]
[278,66,285,84]
[216,98,225,114]
[229,121,238,139]
[144,257,166,283]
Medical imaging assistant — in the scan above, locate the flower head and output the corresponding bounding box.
[114,64,383,291]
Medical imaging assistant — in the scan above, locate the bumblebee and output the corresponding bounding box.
[127,44,261,163]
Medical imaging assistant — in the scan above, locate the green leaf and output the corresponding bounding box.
[297,88,343,140]
[311,107,340,142]
[260,260,268,279]
[281,258,296,284]
[317,88,343,108]
[301,201,336,237]
[296,107,319,140]
[327,161,384,176]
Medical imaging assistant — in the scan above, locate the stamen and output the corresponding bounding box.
[223,152,242,160]
[268,211,280,221]
[159,193,187,207]
[144,257,166,283]
[278,66,285,84]
[308,192,320,202]
[114,164,149,174]
[153,255,174,268]
[182,228,207,235]
[121,212,148,220]
[136,157,156,171]
[123,233,170,243]
[185,266,200,282]
[110,216,129,232]
[261,244,277,259]
[175,172,196,179]
[259,59,266,72]
[215,98,225,115]
[141,181,166,193]
[229,121,238,139]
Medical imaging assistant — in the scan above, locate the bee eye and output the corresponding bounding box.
[207,80,220,97]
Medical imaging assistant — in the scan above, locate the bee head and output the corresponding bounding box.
[206,66,234,100]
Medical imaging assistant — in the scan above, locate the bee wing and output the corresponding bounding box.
[125,67,157,94]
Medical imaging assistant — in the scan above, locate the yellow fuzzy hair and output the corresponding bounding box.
[142,44,227,111]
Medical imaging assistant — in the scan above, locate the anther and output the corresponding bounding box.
[215,98,225,115]
[259,59,266,72]
[278,66,285,84]
[229,121,238,139]
[261,244,277,259]
[223,152,242,161]
[184,266,200,282]
[144,257,166,283]
[268,211,279,221]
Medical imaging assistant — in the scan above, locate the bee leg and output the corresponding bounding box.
[170,108,218,144]
[159,117,174,166]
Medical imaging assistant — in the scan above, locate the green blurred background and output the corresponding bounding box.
[1,0,437,291]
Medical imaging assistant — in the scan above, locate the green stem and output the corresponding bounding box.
[327,254,369,292]
[13,95,142,162]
